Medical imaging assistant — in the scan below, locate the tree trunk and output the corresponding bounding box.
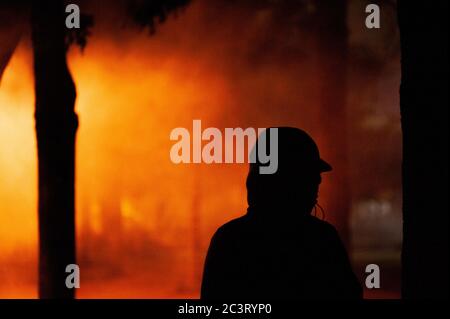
[315,0,351,246]
[398,0,448,299]
[31,1,78,299]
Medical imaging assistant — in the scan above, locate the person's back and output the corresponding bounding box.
[201,127,362,299]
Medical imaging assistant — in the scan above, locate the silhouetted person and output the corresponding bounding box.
[201,127,362,299]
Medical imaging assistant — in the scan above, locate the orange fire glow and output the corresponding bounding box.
[0,1,335,298]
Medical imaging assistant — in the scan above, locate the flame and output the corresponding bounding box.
[0,1,334,298]
[0,45,37,298]
[0,36,250,298]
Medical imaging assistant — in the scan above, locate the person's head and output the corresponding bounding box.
[246,127,331,216]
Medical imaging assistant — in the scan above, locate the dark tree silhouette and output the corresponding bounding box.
[29,0,189,298]
[398,0,448,298]
[31,1,78,299]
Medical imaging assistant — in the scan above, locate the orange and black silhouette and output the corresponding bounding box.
[201,127,362,299]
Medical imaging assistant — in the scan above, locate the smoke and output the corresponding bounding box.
[0,0,401,297]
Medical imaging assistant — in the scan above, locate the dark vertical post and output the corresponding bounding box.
[398,0,448,299]
[31,0,78,298]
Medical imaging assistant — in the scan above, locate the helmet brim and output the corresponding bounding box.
[319,159,332,172]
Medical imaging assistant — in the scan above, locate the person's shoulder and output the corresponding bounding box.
[213,215,250,240]
[216,215,249,233]
[306,215,339,236]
